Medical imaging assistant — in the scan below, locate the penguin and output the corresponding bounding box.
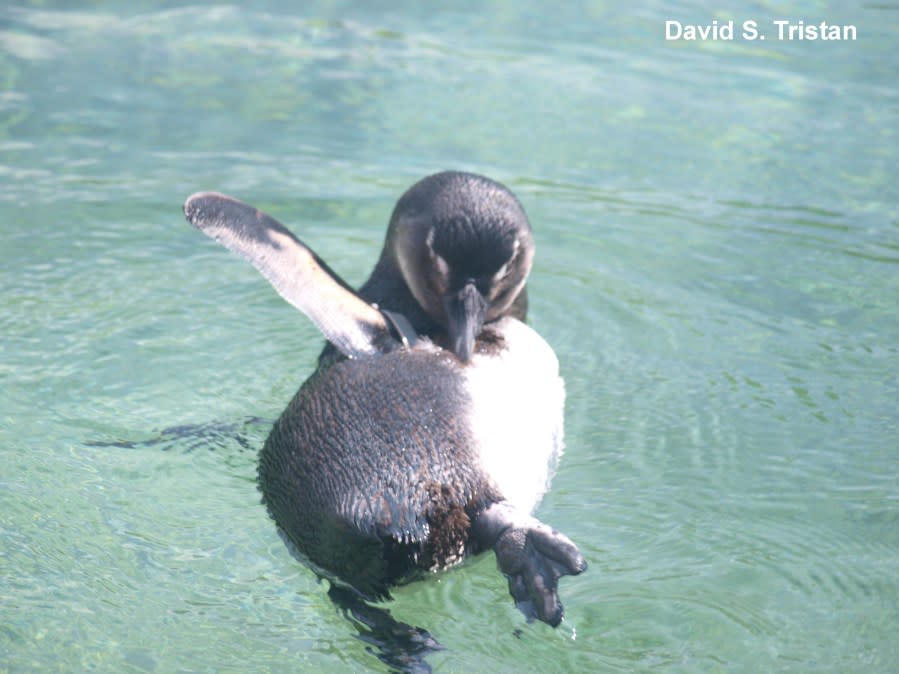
[183,171,585,627]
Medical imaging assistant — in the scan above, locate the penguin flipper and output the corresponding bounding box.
[184,192,392,359]
[473,501,586,627]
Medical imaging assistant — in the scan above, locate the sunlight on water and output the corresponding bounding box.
[2,1,897,672]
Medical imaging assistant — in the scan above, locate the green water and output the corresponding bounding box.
[2,2,897,672]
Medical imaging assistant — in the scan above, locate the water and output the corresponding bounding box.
[2,1,897,671]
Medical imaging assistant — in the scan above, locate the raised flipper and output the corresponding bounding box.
[184,192,395,359]
[472,501,586,627]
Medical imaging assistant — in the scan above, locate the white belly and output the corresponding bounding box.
[464,317,565,514]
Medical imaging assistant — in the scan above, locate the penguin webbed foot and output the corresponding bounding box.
[327,585,442,673]
[473,502,586,627]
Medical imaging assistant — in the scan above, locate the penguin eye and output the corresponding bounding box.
[492,263,510,283]
[433,252,450,278]
[492,240,520,283]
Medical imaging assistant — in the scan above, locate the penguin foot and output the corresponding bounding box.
[328,585,442,673]
[473,502,586,627]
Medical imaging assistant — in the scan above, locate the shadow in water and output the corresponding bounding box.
[328,585,443,674]
[86,416,273,453]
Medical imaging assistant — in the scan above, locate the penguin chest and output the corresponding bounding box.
[463,317,565,514]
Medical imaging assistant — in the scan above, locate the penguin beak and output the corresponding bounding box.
[443,282,487,362]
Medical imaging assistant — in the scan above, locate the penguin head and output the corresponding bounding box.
[387,171,534,362]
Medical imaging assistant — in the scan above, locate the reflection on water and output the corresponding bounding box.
[1,1,897,672]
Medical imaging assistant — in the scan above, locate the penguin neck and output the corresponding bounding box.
[357,251,441,337]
